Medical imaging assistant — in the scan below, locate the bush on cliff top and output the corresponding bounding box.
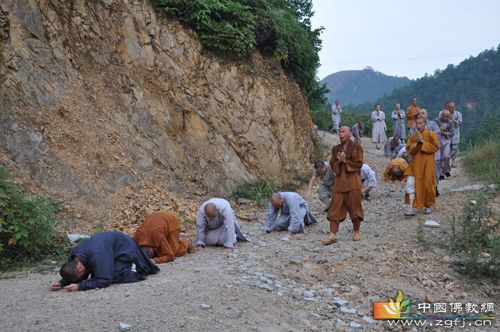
[154,0,324,107]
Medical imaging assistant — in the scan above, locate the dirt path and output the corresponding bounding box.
[0,133,497,331]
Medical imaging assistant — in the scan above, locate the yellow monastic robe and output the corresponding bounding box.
[383,158,409,182]
[406,105,420,129]
[407,129,439,208]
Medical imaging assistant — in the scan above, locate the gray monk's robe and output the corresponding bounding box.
[352,123,363,143]
[312,161,336,208]
[262,192,318,233]
[440,109,462,159]
[196,198,247,248]
[391,109,406,139]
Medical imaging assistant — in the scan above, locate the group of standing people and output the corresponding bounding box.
[381,100,463,216]
[332,97,463,217]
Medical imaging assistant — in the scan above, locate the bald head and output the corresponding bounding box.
[339,126,352,143]
[204,202,218,219]
[447,102,456,113]
[390,166,403,181]
[419,108,428,120]
[441,109,451,121]
[270,192,283,207]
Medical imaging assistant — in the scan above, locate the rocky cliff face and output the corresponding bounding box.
[0,0,315,229]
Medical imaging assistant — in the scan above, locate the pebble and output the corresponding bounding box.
[259,276,273,284]
[363,316,377,324]
[319,288,333,297]
[340,306,357,314]
[304,297,317,302]
[259,283,273,292]
[281,237,289,241]
[118,322,132,331]
[225,307,242,319]
[332,297,349,306]
[349,321,362,328]
[357,307,370,316]
[424,220,441,228]
[303,290,315,298]
[200,304,212,310]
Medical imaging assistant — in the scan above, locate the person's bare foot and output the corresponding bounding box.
[322,233,337,245]
[353,231,361,241]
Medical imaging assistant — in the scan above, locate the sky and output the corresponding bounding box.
[311,0,500,80]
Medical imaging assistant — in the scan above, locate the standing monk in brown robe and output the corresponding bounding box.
[134,211,196,264]
[406,97,420,129]
[406,117,439,214]
[323,126,364,245]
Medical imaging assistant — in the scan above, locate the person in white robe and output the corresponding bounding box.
[371,104,387,150]
[196,198,247,252]
[360,164,377,199]
[331,100,342,134]
[262,192,318,235]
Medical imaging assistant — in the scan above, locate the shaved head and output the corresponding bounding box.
[419,108,428,120]
[391,166,403,180]
[204,202,218,219]
[441,109,451,121]
[339,126,352,143]
[270,192,284,207]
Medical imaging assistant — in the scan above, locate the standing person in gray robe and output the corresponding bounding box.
[196,198,247,252]
[331,100,342,134]
[371,104,387,150]
[440,102,462,168]
[391,103,406,141]
[306,160,336,211]
[409,108,442,195]
[434,110,455,179]
[261,192,318,235]
[352,121,364,143]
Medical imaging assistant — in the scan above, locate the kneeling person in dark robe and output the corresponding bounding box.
[51,231,159,292]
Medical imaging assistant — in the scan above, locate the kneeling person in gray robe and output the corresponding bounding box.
[261,192,318,235]
[196,198,247,252]
[307,160,335,211]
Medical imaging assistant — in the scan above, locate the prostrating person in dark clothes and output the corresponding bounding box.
[51,231,159,292]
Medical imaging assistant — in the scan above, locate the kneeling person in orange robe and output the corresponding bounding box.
[383,153,411,182]
[323,126,364,244]
[134,211,196,264]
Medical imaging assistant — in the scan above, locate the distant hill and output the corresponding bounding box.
[346,46,500,145]
[321,67,411,104]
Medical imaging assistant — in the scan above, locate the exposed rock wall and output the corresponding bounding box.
[0,0,315,228]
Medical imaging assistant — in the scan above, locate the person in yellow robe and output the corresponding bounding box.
[383,154,411,182]
[134,211,196,264]
[406,117,439,214]
[405,97,420,129]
